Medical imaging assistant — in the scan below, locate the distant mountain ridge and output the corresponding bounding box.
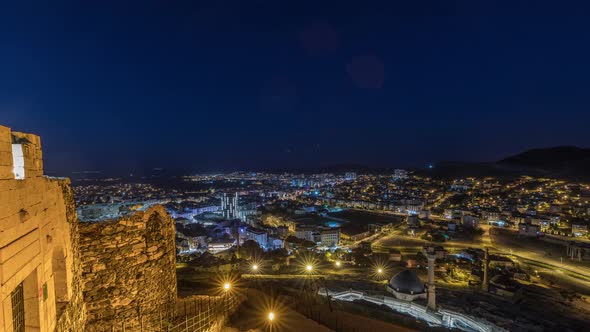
[422,146,590,181]
[496,146,590,180]
[499,146,590,168]
[65,146,590,181]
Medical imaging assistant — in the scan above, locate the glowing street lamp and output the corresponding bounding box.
[306,264,313,272]
[267,311,277,332]
[252,264,259,272]
[223,282,231,291]
[335,261,341,268]
[377,268,383,274]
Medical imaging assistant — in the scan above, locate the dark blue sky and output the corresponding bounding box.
[1,1,590,175]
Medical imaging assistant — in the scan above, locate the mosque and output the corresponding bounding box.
[386,269,427,301]
[386,251,437,310]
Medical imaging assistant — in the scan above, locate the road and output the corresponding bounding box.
[487,227,590,284]
[373,224,590,290]
[337,208,590,291]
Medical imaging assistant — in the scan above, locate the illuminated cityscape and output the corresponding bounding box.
[2,1,590,332]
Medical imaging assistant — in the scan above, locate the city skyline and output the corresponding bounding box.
[2,1,590,331]
[2,1,590,175]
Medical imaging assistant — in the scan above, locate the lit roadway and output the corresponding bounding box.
[374,223,590,288]
[486,227,590,284]
[332,208,590,289]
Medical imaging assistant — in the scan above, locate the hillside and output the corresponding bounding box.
[419,146,590,181]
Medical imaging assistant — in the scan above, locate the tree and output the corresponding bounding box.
[285,235,316,248]
[241,240,264,260]
[352,248,371,267]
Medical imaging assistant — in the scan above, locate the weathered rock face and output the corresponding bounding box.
[78,205,177,331]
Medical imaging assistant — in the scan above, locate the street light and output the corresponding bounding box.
[267,311,276,332]
[222,282,232,313]
[335,261,341,268]
[306,264,314,272]
[252,264,259,271]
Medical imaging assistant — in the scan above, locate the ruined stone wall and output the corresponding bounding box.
[78,206,177,331]
[1,125,179,331]
[54,180,86,332]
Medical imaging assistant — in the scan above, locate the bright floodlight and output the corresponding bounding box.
[306,264,313,272]
[223,282,231,291]
[335,261,341,267]
[268,312,275,322]
[377,268,383,274]
[252,264,259,271]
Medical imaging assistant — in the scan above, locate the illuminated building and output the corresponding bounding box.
[207,239,235,253]
[221,193,239,219]
[320,228,340,246]
[245,228,268,248]
[572,224,588,237]
[295,227,315,242]
[393,169,409,180]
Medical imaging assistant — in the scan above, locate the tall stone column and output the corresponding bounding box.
[482,248,489,292]
[427,253,436,310]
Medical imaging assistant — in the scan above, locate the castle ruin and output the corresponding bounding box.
[0,125,177,331]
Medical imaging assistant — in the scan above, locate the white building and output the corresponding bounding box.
[221,193,239,219]
[393,169,409,180]
[208,239,235,253]
[245,228,268,248]
[345,172,357,181]
[320,228,340,246]
[295,228,315,242]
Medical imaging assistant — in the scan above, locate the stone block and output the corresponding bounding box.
[0,167,14,180]
[1,240,41,284]
[0,142,11,153]
[0,126,10,143]
[0,151,13,167]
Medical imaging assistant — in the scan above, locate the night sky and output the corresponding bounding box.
[1,1,590,175]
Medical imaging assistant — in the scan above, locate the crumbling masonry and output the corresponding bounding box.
[0,125,177,331]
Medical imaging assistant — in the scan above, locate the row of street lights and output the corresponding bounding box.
[228,261,388,330]
[249,261,388,278]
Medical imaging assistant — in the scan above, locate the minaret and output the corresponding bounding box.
[427,252,436,310]
[482,247,489,292]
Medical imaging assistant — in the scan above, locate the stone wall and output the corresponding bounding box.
[78,205,177,331]
[54,180,86,332]
[0,125,86,331]
[1,125,179,331]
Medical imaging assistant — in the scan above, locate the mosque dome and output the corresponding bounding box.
[388,270,425,294]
